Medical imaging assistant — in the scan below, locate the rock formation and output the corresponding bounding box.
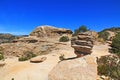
[0,61,5,67]
[12,37,38,43]
[30,25,72,38]
[30,56,47,63]
[71,31,94,57]
[48,55,97,80]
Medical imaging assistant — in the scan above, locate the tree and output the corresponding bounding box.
[73,25,88,36]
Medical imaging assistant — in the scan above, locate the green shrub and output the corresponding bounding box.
[97,55,120,79]
[59,36,69,42]
[98,31,109,41]
[0,47,4,60]
[0,54,4,60]
[73,25,89,36]
[97,38,105,44]
[18,51,36,61]
[18,56,28,61]
[111,32,120,55]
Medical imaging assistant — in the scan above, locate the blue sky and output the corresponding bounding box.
[0,0,120,35]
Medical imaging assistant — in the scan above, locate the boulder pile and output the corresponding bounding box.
[71,32,94,57]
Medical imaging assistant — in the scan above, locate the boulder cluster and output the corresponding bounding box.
[71,32,94,57]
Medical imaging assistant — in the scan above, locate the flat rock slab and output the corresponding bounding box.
[30,57,47,63]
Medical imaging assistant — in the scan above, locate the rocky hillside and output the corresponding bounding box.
[30,25,72,38]
[0,26,73,57]
[98,27,120,41]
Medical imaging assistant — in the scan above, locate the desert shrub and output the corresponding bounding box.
[18,51,36,61]
[73,25,89,36]
[98,31,109,41]
[97,55,120,79]
[59,54,65,61]
[111,32,120,55]
[0,54,4,60]
[97,38,105,44]
[18,56,28,61]
[0,47,4,60]
[59,36,69,42]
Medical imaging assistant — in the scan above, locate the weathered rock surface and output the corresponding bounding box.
[48,55,97,80]
[0,61,5,67]
[30,56,47,63]
[71,32,94,57]
[12,37,38,43]
[30,25,72,38]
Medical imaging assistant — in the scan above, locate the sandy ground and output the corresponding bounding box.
[0,43,111,80]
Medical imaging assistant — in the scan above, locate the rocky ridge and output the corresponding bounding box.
[30,25,72,39]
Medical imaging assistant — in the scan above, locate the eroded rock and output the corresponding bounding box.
[71,32,94,57]
[30,25,72,38]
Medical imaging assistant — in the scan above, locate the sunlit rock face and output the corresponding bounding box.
[30,25,72,39]
[48,55,97,80]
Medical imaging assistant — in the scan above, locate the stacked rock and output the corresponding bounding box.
[71,32,94,57]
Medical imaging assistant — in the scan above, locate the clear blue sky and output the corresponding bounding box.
[0,0,120,35]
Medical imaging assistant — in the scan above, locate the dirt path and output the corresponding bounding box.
[92,44,111,58]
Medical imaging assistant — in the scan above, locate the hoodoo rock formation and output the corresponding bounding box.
[71,31,94,57]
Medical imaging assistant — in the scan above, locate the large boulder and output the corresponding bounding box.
[48,55,97,80]
[71,32,94,57]
[30,25,72,38]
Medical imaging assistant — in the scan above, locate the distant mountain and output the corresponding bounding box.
[0,33,28,43]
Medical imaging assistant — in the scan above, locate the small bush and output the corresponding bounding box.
[18,56,28,61]
[59,36,69,42]
[97,38,105,44]
[0,54,4,60]
[18,51,36,61]
[98,31,109,41]
[0,47,4,60]
[97,55,120,79]
[73,25,89,36]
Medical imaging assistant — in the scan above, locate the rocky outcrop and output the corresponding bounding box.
[30,25,72,38]
[71,32,94,57]
[12,37,38,43]
[48,55,97,80]
[30,56,47,63]
[0,61,5,67]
